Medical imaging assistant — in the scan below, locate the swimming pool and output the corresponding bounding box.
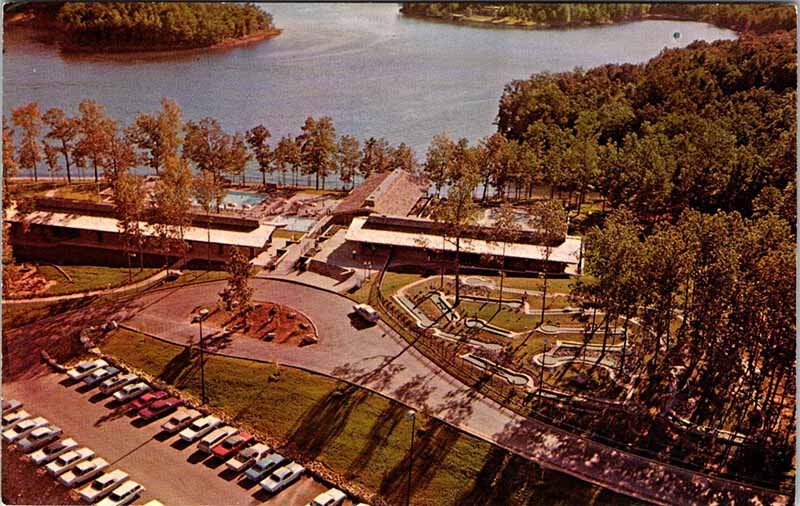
[279,215,319,232]
[193,191,267,208]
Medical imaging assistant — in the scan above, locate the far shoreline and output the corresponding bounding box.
[57,28,283,56]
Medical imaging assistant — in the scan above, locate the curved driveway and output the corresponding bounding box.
[122,278,790,506]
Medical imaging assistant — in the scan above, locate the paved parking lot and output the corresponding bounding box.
[4,370,350,506]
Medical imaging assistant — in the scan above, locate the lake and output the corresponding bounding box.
[4,3,736,181]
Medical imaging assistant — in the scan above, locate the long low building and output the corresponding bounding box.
[345,215,582,274]
[7,198,275,267]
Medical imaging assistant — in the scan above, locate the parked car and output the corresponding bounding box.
[138,397,183,421]
[197,425,237,453]
[84,366,121,387]
[308,488,347,506]
[178,415,220,442]
[67,359,108,381]
[160,408,201,434]
[96,480,144,506]
[78,469,130,503]
[227,443,271,473]
[129,390,169,411]
[2,399,22,414]
[31,438,78,465]
[100,373,139,395]
[211,432,254,460]
[260,462,305,493]
[3,416,49,442]
[59,457,109,487]
[244,452,287,482]
[46,447,95,476]
[2,409,31,427]
[112,382,151,403]
[17,425,63,452]
[353,303,380,323]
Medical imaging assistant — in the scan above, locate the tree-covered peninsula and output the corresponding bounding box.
[400,3,796,34]
[8,2,279,52]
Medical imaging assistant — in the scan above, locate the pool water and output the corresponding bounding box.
[279,215,318,232]
[193,191,267,208]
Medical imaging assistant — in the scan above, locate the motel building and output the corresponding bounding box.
[331,168,582,275]
[6,197,275,268]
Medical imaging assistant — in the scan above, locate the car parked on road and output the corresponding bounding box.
[244,452,287,482]
[17,425,63,452]
[31,438,78,465]
[160,408,201,434]
[129,390,169,411]
[96,480,144,506]
[198,425,237,453]
[308,488,347,506]
[178,414,220,442]
[138,397,183,421]
[59,456,109,487]
[2,399,22,414]
[46,447,95,476]
[78,469,130,503]
[211,432,254,460]
[99,373,139,395]
[67,359,109,381]
[3,416,49,442]
[84,366,121,387]
[353,303,380,323]
[227,443,271,473]
[2,409,31,427]
[260,462,305,493]
[112,382,151,403]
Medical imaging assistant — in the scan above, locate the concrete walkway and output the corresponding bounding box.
[116,278,789,506]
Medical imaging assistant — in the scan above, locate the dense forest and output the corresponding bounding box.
[401,3,796,34]
[52,2,276,49]
[496,29,796,223]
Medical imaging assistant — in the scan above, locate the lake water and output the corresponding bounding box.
[4,4,736,181]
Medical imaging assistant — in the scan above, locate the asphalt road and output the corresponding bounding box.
[4,372,341,506]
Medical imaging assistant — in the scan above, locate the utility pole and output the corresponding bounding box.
[195,308,210,404]
[405,410,416,506]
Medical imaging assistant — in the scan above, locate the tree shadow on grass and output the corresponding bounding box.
[378,422,461,505]
[157,346,196,385]
[346,402,407,479]
[285,384,369,461]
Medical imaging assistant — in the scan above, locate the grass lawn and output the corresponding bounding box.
[100,329,638,506]
[458,301,542,333]
[38,265,160,295]
[379,272,425,298]
[345,274,375,304]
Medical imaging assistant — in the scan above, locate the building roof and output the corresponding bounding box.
[7,207,274,249]
[345,216,581,266]
[332,169,427,218]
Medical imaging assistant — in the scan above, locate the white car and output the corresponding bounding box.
[3,416,49,442]
[353,303,380,322]
[227,442,271,473]
[99,373,139,395]
[2,399,22,414]
[178,415,220,442]
[67,359,108,381]
[17,425,62,452]
[160,408,201,434]
[197,425,237,453]
[46,447,95,476]
[31,437,79,465]
[112,382,151,403]
[84,366,121,387]
[59,456,109,487]
[78,469,130,503]
[2,409,31,427]
[96,480,144,506]
[260,462,305,493]
[308,488,347,506]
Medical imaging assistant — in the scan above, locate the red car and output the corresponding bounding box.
[129,390,169,411]
[138,397,183,421]
[211,432,254,460]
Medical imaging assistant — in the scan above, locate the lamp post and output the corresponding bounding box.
[195,308,210,405]
[539,338,548,407]
[405,410,416,506]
